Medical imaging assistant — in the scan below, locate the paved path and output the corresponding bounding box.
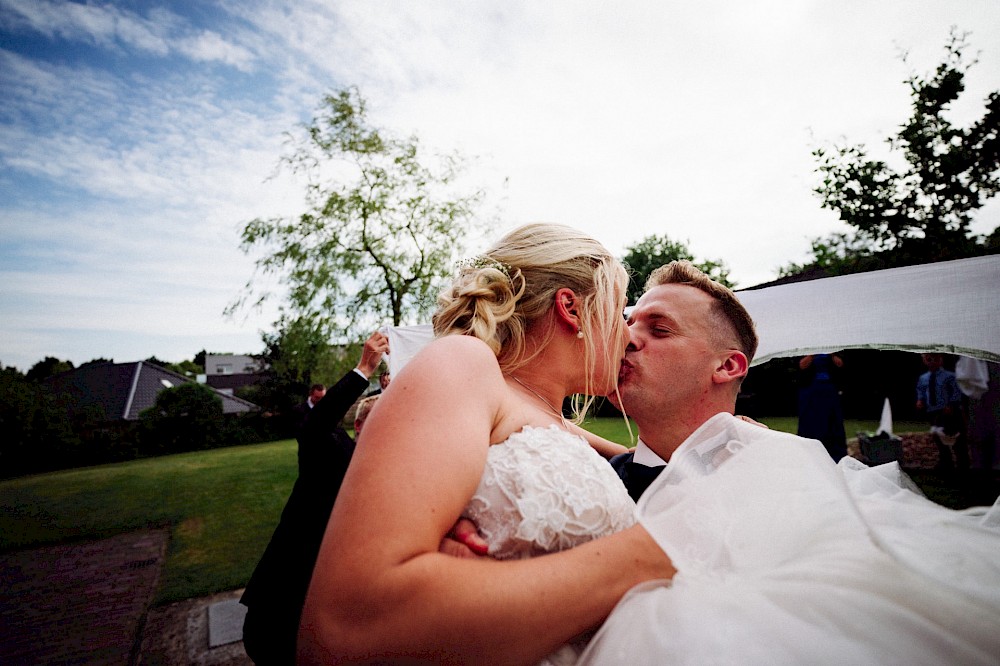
[138,589,250,666]
[1,530,167,664]
[0,529,250,665]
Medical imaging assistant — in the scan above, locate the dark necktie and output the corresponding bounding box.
[929,370,938,407]
[625,461,666,501]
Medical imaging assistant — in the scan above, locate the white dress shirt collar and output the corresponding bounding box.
[633,438,667,466]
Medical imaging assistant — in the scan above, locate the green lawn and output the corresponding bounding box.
[0,416,935,605]
[581,415,927,445]
[0,439,299,604]
[759,417,927,438]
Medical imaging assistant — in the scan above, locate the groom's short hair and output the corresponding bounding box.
[645,261,758,361]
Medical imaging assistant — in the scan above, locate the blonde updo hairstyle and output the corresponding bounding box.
[433,223,628,418]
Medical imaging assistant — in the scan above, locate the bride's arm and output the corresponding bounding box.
[298,335,674,665]
[570,423,630,459]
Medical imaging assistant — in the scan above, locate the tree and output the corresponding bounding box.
[80,357,114,367]
[621,234,733,304]
[137,383,228,453]
[0,366,82,477]
[166,359,202,377]
[788,30,1000,277]
[25,357,74,383]
[243,317,365,420]
[229,86,490,346]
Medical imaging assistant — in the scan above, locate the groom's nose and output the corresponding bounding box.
[625,325,640,352]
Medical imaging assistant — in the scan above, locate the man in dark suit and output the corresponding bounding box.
[609,447,666,503]
[241,330,389,665]
[290,383,328,434]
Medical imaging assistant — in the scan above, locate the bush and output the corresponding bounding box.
[137,383,230,454]
[0,367,282,478]
[0,367,83,478]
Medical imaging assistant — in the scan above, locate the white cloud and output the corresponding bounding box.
[315,0,1000,284]
[0,0,169,53]
[176,29,256,71]
[0,0,255,67]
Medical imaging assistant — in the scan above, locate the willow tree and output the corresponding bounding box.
[230,87,488,347]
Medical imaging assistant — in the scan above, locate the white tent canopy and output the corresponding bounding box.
[737,254,1000,366]
[384,255,1000,374]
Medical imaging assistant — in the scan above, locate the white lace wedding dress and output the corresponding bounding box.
[577,413,1000,666]
[463,425,637,665]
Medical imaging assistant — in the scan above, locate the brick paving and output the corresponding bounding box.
[0,530,167,665]
[0,529,254,666]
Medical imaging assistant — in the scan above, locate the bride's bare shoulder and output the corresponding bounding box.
[416,334,496,362]
[400,334,503,382]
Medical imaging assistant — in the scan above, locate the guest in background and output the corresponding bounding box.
[241,330,389,666]
[796,353,847,461]
[957,356,1000,463]
[352,395,379,436]
[291,384,326,433]
[916,352,963,470]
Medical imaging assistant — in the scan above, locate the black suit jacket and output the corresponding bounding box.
[289,400,312,436]
[241,369,369,662]
[609,451,666,502]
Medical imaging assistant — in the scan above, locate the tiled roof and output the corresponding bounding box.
[44,362,259,421]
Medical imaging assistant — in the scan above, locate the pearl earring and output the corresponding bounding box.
[577,329,584,339]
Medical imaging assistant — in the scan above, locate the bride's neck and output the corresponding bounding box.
[507,367,568,409]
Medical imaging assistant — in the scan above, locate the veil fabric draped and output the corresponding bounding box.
[578,414,1000,665]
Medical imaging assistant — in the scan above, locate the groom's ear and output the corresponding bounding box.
[712,350,748,386]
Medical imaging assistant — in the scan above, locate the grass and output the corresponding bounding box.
[761,417,927,438]
[581,415,928,445]
[0,416,943,604]
[0,439,299,604]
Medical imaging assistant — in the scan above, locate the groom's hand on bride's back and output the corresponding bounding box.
[440,518,490,558]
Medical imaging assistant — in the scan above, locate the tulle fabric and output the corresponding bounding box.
[579,413,1000,665]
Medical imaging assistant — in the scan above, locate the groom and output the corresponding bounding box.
[444,260,758,554]
[608,260,757,499]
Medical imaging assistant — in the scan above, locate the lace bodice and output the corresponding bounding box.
[463,425,637,559]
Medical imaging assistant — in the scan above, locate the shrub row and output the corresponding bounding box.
[0,370,291,479]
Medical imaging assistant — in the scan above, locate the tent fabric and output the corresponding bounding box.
[383,255,1000,374]
[736,255,1000,366]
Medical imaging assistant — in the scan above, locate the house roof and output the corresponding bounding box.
[44,361,259,420]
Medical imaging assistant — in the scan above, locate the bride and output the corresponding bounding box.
[298,223,673,664]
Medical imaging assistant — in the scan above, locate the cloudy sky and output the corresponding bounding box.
[2,0,998,372]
